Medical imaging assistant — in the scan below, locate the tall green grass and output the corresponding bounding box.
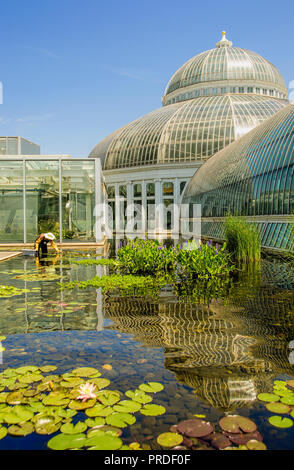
[224,215,261,263]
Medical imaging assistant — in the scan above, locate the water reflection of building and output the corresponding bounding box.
[104,283,294,412]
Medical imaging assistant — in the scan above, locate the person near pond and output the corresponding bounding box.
[34,232,60,257]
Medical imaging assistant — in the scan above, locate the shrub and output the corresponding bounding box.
[224,215,261,263]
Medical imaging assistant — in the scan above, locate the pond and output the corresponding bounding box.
[0,249,294,450]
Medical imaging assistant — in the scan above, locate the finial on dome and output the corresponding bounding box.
[216,31,233,48]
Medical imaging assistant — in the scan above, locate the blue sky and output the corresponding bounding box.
[0,0,293,157]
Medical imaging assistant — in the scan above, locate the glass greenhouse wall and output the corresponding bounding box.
[182,104,294,251]
[0,157,100,243]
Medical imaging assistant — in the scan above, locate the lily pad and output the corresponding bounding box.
[39,365,58,373]
[56,408,77,419]
[125,389,153,404]
[68,398,96,410]
[280,396,294,405]
[0,426,7,440]
[265,402,290,414]
[42,391,70,407]
[157,432,183,447]
[246,440,267,450]
[177,418,213,438]
[19,373,43,384]
[85,404,113,418]
[257,393,280,403]
[47,432,87,450]
[85,417,106,428]
[71,367,100,378]
[0,405,34,424]
[138,382,164,393]
[140,404,166,417]
[8,422,34,436]
[85,432,123,450]
[6,391,27,405]
[34,416,61,435]
[219,415,257,434]
[88,425,122,437]
[91,378,110,390]
[96,390,120,406]
[60,422,87,434]
[106,412,136,428]
[268,416,293,428]
[113,400,141,413]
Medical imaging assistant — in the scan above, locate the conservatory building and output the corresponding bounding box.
[181,104,294,251]
[89,32,289,237]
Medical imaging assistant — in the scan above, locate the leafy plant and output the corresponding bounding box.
[117,239,177,275]
[224,215,261,263]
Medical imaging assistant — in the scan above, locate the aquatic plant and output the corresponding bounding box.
[224,215,261,263]
[117,239,177,275]
[71,258,118,266]
[257,379,294,429]
[0,285,30,298]
[176,241,234,281]
[59,273,170,296]
[0,365,165,450]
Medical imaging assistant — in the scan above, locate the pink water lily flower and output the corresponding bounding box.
[76,382,97,402]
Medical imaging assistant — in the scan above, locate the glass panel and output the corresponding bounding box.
[146,182,155,197]
[20,138,40,155]
[119,185,127,198]
[7,137,18,155]
[107,185,115,199]
[25,160,59,242]
[133,183,142,198]
[162,182,174,196]
[180,181,187,194]
[0,160,23,242]
[0,138,6,155]
[62,160,95,241]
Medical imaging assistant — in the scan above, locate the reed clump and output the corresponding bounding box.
[224,215,261,263]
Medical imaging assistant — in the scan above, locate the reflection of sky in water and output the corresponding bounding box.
[0,253,294,449]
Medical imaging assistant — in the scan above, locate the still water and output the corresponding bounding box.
[0,250,294,450]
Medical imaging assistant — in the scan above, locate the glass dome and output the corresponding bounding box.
[181,104,294,250]
[90,95,287,170]
[89,32,289,170]
[163,32,288,106]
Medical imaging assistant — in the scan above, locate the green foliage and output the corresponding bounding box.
[59,273,169,296]
[117,239,177,275]
[224,215,261,263]
[176,241,234,281]
[71,258,118,266]
[0,285,30,298]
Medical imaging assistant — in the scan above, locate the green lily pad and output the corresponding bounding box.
[85,432,123,450]
[0,405,34,424]
[88,425,122,437]
[138,382,164,393]
[113,400,141,413]
[157,432,183,447]
[85,417,106,428]
[280,396,294,405]
[140,404,166,416]
[56,408,77,419]
[6,391,27,405]
[60,421,87,434]
[34,415,61,435]
[106,412,136,428]
[246,440,267,450]
[19,373,43,384]
[265,402,290,414]
[47,433,87,450]
[91,378,111,390]
[268,416,293,428]
[257,393,280,403]
[0,393,9,403]
[15,366,39,375]
[71,367,100,378]
[125,389,153,404]
[60,377,85,388]
[39,365,58,373]
[0,426,7,440]
[85,404,113,417]
[96,390,120,406]
[68,398,96,410]
[42,391,70,407]
[8,422,34,436]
